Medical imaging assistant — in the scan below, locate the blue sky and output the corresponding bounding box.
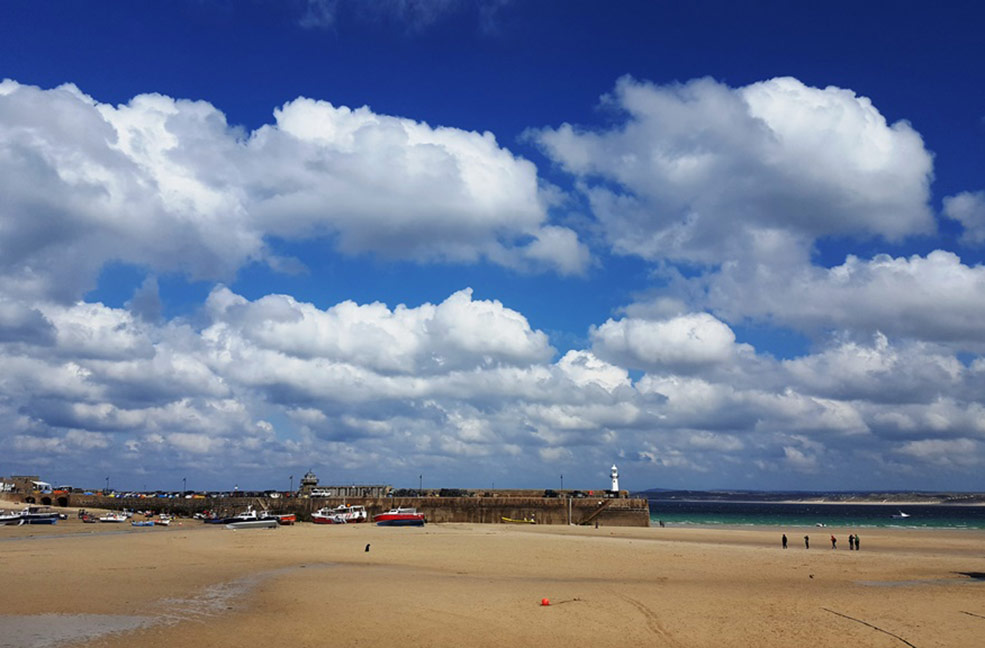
[2,1,984,493]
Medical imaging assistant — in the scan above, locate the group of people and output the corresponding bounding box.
[781,533,860,549]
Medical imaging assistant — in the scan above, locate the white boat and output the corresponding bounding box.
[312,504,368,525]
[223,506,278,529]
[156,515,172,526]
[892,511,911,519]
[1,506,61,525]
[98,512,128,523]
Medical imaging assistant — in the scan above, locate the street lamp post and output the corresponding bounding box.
[182,477,186,494]
[419,474,423,496]
[560,474,564,491]
[105,476,109,493]
[290,475,294,492]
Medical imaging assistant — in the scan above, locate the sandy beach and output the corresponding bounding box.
[2,507,984,648]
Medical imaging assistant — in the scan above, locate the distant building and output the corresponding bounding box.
[309,485,392,498]
[610,465,619,492]
[299,470,319,495]
[6,475,43,494]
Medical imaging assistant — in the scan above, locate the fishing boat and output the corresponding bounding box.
[131,520,155,527]
[501,516,536,524]
[0,505,62,525]
[333,504,367,523]
[268,513,296,525]
[373,507,425,527]
[156,515,172,526]
[98,512,128,523]
[312,504,367,524]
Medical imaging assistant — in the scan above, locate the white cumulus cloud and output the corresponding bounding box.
[535,76,934,266]
[0,79,587,303]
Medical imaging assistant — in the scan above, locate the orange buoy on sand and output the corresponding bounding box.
[541,598,550,606]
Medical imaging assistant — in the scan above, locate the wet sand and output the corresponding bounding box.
[1,511,984,647]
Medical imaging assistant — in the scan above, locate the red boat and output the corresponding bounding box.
[373,507,425,526]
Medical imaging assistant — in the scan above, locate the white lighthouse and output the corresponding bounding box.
[610,464,619,492]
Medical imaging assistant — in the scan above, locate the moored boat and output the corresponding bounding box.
[98,512,128,523]
[312,504,367,524]
[131,520,155,527]
[373,507,425,527]
[311,510,346,524]
[1,505,62,525]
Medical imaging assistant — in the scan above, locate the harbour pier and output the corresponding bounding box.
[13,491,651,527]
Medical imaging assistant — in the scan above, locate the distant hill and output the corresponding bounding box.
[633,489,985,504]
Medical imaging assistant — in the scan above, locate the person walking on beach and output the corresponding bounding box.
[804,535,809,549]
[830,535,837,549]
[854,534,860,550]
[782,533,788,549]
[848,534,855,550]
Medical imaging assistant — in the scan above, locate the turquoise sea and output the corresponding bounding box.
[646,500,985,530]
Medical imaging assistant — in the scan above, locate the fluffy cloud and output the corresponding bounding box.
[707,250,985,349]
[535,76,934,265]
[3,283,985,489]
[591,313,746,373]
[0,79,587,302]
[783,333,964,404]
[4,74,985,491]
[944,191,985,246]
[203,286,553,375]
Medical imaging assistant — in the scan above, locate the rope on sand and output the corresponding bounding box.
[960,611,985,620]
[822,608,918,648]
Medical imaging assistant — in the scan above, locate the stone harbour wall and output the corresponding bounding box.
[55,494,650,527]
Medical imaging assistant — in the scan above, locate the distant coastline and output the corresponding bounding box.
[637,489,985,505]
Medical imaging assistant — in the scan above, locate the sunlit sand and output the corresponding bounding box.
[2,504,984,647]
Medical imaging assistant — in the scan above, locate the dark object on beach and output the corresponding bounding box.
[782,533,787,549]
[956,571,985,580]
[848,534,855,550]
[365,544,371,552]
[854,534,860,550]
[830,535,837,549]
[804,535,809,549]
[658,520,665,528]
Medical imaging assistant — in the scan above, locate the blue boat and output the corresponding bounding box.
[376,518,426,527]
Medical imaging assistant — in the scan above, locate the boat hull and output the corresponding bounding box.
[311,515,345,524]
[376,517,425,527]
[225,519,278,530]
